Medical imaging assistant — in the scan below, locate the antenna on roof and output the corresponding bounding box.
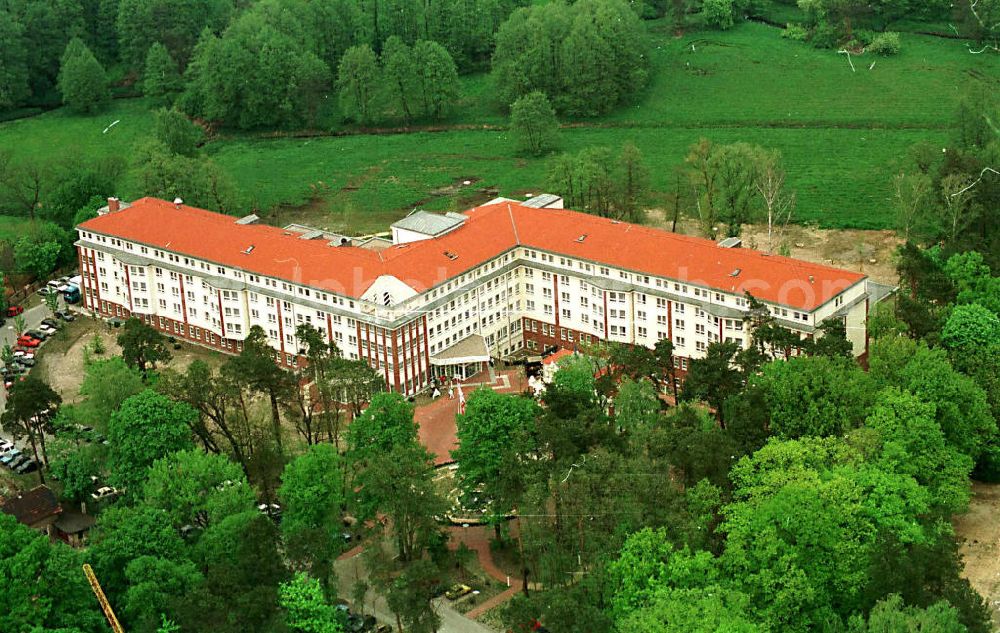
[575,234,587,243]
[729,268,741,277]
[242,245,255,255]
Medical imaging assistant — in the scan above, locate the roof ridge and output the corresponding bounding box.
[507,203,521,245]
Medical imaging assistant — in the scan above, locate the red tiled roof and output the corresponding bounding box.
[78,198,865,311]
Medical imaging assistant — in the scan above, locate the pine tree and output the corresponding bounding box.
[143,42,181,105]
[57,38,109,113]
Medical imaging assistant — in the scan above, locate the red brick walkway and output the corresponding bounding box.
[466,585,520,620]
[415,369,528,465]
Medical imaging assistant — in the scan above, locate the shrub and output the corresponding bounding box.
[782,23,809,40]
[854,29,877,45]
[91,333,106,355]
[869,32,901,55]
[703,0,736,29]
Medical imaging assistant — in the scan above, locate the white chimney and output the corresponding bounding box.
[107,197,120,213]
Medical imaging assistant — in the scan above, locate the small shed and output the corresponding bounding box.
[54,511,96,548]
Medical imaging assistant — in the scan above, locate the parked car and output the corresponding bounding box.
[17,357,35,367]
[0,440,14,453]
[14,459,38,474]
[56,310,75,322]
[1,449,21,465]
[91,486,120,501]
[16,336,40,348]
[6,305,23,317]
[258,502,282,522]
[445,584,472,600]
[41,318,60,329]
[8,454,29,470]
[25,329,48,341]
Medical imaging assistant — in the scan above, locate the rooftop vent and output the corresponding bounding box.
[717,237,742,248]
[575,234,588,243]
[242,245,255,255]
[729,268,741,277]
[444,251,459,261]
[173,197,183,209]
[235,214,259,225]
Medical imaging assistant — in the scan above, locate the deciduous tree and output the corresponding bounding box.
[106,389,195,495]
[278,443,347,595]
[510,91,559,156]
[118,317,172,376]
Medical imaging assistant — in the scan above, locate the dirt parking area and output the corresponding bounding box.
[954,482,1000,626]
[645,211,901,286]
[34,316,227,403]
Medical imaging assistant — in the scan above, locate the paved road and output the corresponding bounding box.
[334,551,498,633]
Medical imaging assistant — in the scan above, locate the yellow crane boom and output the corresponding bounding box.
[83,563,125,633]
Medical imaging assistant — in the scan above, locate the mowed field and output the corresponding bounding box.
[1,20,996,234]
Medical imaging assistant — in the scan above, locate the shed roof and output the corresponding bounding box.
[1,486,61,526]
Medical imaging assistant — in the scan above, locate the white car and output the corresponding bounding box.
[12,350,34,359]
[0,440,14,453]
[91,486,119,501]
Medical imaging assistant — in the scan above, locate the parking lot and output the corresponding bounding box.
[0,279,80,479]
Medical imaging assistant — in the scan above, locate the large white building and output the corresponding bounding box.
[76,196,876,395]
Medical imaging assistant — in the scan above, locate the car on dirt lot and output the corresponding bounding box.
[0,440,14,453]
[6,305,23,317]
[16,336,40,348]
[41,318,60,328]
[25,329,48,341]
[56,310,75,322]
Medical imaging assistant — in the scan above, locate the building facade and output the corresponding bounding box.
[76,196,873,396]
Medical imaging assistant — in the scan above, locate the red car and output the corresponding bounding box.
[6,305,23,317]
[16,336,40,348]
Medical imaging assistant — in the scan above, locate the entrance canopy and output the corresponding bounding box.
[430,334,490,366]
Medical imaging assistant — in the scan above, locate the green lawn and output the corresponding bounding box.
[0,20,996,233]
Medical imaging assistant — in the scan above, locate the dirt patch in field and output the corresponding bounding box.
[645,210,901,286]
[954,482,1000,627]
[34,317,227,403]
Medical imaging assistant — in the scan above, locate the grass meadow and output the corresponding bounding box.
[0,19,996,233]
